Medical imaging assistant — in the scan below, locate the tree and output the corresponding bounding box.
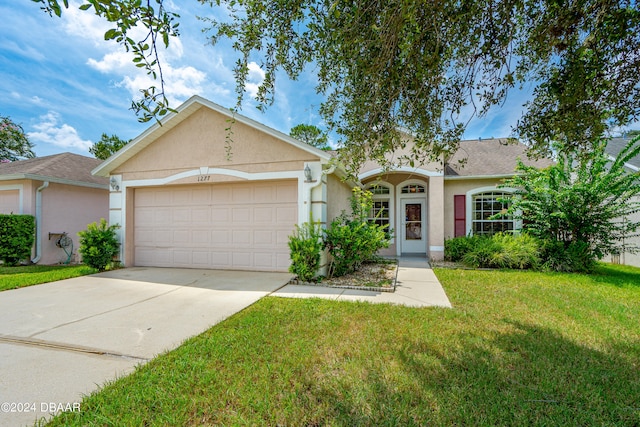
[502,136,640,270]
[36,1,640,175]
[34,0,180,123]
[0,116,35,161]
[290,124,330,150]
[90,133,130,160]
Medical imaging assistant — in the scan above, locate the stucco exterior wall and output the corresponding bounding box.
[0,179,36,214]
[113,107,319,181]
[39,183,109,265]
[443,177,507,239]
[326,174,353,224]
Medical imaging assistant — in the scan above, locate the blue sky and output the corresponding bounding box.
[0,1,588,158]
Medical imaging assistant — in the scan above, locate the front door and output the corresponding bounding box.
[401,200,426,253]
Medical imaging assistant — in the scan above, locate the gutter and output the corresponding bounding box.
[31,181,49,264]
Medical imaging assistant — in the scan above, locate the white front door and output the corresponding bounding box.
[401,199,426,254]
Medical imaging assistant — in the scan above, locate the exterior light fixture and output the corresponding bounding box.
[304,164,313,182]
[110,177,120,191]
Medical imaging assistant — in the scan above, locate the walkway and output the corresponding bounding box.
[272,257,452,308]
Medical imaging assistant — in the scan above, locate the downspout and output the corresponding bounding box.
[31,181,49,264]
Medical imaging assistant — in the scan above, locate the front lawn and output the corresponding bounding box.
[0,265,97,292]
[47,263,640,426]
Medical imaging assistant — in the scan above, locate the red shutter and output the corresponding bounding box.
[454,195,466,237]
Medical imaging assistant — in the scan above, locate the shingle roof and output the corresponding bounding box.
[0,152,108,188]
[445,138,554,177]
[605,137,640,170]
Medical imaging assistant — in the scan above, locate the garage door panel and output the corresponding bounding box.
[134,181,296,271]
[173,250,192,265]
[232,207,251,222]
[254,230,274,245]
[154,208,172,224]
[191,208,210,223]
[276,184,297,202]
[172,207,192,222]
[276,206,297,224]
[253,207,273,222]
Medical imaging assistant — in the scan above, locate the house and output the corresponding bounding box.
[0,153,109,265]
[94,95,555,272]
[605,136,640,267]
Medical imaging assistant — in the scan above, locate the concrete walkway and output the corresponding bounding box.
[272,258,452,308]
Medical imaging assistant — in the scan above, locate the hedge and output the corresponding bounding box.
[0,214,35,266]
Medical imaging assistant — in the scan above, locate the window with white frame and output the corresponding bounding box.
[472,191,514,235]
[368,184,391,233]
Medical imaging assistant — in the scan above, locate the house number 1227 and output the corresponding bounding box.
[198,175,211,182]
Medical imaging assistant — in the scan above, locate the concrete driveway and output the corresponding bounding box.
[0,267,291,427]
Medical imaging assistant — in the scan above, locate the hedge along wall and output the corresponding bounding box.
[0,214,35,266]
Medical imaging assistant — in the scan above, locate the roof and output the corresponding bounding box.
[0,152,108,189]
[93,95,333,177]
[605,137,640,171]
[445,138,554,177]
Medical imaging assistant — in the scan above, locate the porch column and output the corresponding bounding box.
[428,175,445,260]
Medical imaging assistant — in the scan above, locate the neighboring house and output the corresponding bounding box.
[0,153,109,265]
[94,95,554,272]
[605,136,640,267]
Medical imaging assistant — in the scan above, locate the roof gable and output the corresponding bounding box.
[0,153,108,188]
[93,95,332,177]
[605,137,640,170]
[445,138,554,177]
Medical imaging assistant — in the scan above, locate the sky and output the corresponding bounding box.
[0,1,577,158]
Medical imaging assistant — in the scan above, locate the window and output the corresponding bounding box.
[472,191,514,235]
[368,184,391,234]
[401,184,425,194]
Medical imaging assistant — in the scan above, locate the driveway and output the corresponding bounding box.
[0,267,291,427]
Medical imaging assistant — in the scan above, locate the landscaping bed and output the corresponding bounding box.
[290,260,398,292]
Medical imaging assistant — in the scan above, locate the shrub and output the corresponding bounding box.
[488,233,540,269]
[445,235,479,262]
[324,188,390,277]
[78,219,120,272]
[540,239,595,273]
[288,221,323,282]
[0,214,35,266]
[453,233,540,269]
[462,236,501,268]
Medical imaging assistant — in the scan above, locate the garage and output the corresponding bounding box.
[133,180,297,271]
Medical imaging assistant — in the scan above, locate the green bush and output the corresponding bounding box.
[288,222,323,282]
[0,214,35,266]
[450,233,540,269]
[445,235,479,261]
[540,239,595,273]
[324,188,390,277]
[78,219,120,272]
[488,233,540,269]
[462,236,501,268]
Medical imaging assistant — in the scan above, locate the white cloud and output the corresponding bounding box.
[27,112,93,152]
[245,61,266,98]
[118,63,207,105]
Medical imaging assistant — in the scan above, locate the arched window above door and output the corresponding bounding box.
[401,184,425,194]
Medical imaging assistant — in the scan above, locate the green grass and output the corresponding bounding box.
[0,265,97,291]
[47,263,640,426]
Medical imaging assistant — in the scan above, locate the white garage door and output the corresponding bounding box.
[0,190,20,214]
[134,181,297,271]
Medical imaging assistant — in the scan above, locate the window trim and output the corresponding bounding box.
[366,182,394,243]
[465,186,520,236]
